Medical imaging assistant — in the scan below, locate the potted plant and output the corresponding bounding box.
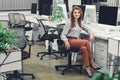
[0,23,18,55]
[92,67,120,80]
[51,2,64,22]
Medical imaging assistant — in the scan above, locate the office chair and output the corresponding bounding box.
[8,13,33,31]
[6,28,35,80]
[36,19,61,60]
[0,20,10,29]
[55,39,83,75]
[54,24,83,75]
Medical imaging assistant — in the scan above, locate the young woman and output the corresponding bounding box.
[61,6,100,77]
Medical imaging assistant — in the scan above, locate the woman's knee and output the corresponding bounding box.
[85,40,89,43]
[80,46,87,51]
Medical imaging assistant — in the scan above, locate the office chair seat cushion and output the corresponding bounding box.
[22,51,29,60]
[39,34,58,42]
[70,48,80,52]
[57,39,80,53]
[25,27,33,31]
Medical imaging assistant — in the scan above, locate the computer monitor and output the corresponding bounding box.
[72,5,86,18]
[84,5,97,23]
[98,6,118,26]
[31,3,37,14]
[42,3,52,16]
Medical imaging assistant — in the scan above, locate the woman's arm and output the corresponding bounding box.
[61,19,71,49]
[61,19,71,43]
[81,21,94,41]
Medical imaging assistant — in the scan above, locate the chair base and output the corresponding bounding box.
[37,51,61,60]
[6,70,35,80]
[55,64,82,75]
[55,49,83,75]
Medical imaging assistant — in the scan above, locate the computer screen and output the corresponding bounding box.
[42,3,52,16]
[72,5,86,18]
[84,5,97,23]
[98,6,118,26]
[31,3,37,14]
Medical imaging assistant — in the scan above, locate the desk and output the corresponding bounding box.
[25,14,65,28]
[26,15,65,50]
[26,15,120,71]
[0,50,21,79]
[108,37,120,76]
[83,23,120,73]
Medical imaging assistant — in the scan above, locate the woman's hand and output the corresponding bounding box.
[65,42,70,50]
[89,34,95,41]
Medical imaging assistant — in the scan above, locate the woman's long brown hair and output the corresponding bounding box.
[70,6,83,28]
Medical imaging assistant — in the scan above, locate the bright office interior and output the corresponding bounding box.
[0,0,120,80]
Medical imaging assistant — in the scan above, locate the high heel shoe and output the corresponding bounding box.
[84,67,93,78]
[91,66,101,70]
[90,61,101,70]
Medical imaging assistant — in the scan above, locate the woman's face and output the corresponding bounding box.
[73,9,81,20]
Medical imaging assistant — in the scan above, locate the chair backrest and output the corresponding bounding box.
[57,24,65,39]
[8,13,27,27]
[8,13,16,27]
[14,13,26,26]
[9,28,26,50]
[36,18,48,41]
[0,20,10,29]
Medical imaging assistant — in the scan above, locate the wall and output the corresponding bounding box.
[107,0,120,6]
[0,0,38,11]
[68,0,81,11]
[53,0,63,4]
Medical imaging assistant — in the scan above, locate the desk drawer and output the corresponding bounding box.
[95,49,107,57]
[95,55,107,68]
[95,42,107,50]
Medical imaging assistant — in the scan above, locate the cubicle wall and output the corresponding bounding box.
[68,0,81,11]
[107,0,120,6]
[0,0,38,11]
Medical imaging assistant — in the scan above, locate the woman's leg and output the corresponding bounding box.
[80,46,90,67]
[68,38,92,76]
[68,38,92,67]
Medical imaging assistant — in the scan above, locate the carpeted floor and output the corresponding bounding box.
[23,43,91,80]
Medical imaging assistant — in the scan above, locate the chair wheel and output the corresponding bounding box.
[61,72,64,75]
[55,66,59,70]
[56,58,58,60]
[37,54,39,57]
[32,76,36,79]
[40,57,43,60]
[79,70,82,74]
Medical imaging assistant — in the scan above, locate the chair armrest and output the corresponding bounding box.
[46,25,58,34]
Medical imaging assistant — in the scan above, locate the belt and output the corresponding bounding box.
[67,36,77,39]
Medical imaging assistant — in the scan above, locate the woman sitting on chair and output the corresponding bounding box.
[61,6,100,77]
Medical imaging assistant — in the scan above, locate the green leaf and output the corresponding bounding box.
[0,23,2,29]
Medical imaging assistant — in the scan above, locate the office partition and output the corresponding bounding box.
[0,0,37,11]
[84,5,97,23]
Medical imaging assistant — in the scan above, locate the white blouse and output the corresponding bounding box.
[61,19,93,43]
